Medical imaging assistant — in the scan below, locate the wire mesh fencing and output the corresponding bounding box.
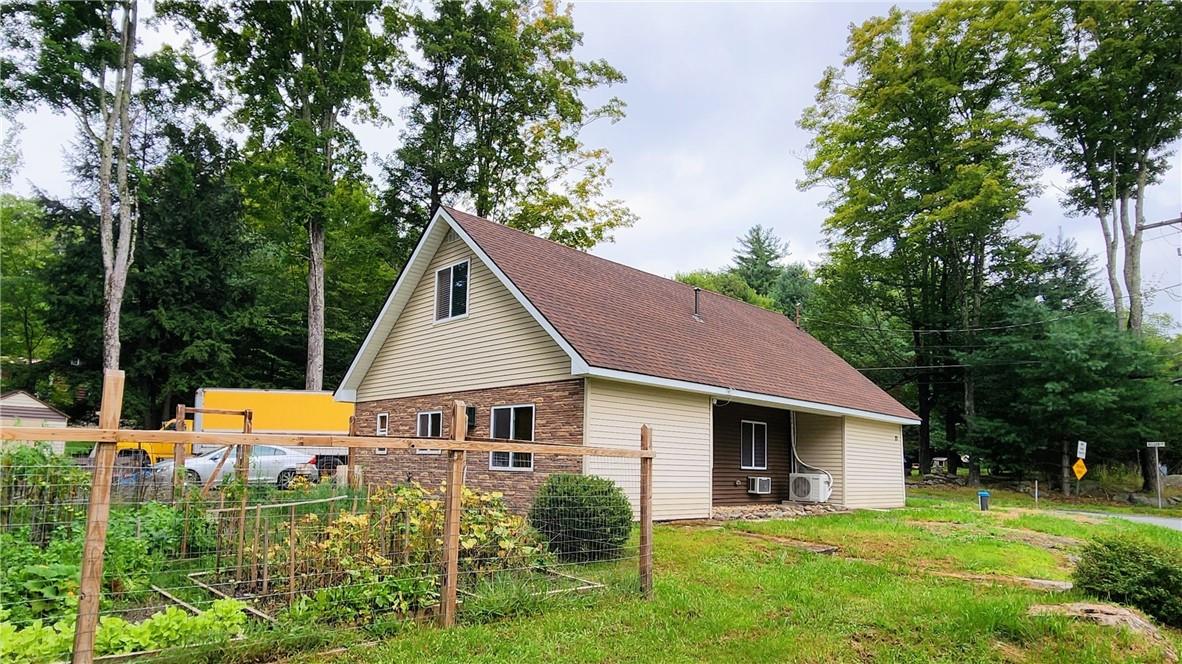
[1,389,652,663]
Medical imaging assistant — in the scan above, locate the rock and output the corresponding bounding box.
[1029,603,1178,663]
[1127,492,1156,506]
[710,502,843,522]
[1163,474,1182,489]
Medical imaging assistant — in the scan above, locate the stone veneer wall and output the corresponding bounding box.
[353,378,584,511]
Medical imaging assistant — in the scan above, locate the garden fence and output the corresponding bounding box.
[0,370,652,664]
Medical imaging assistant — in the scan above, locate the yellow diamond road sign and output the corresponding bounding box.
[1073,458,1088,480]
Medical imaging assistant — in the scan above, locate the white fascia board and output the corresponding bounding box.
[579,366,921,426]
[438,208,587,373]
[334,211,450,402]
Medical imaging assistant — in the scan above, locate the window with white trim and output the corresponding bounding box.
[416,411,442,437]
[489,404,534,471]
[434,260,469,321]
[416,411,442,455]
[740,420,767,470]
[375,412,389,436]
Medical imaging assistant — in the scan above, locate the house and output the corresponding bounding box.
[0,390,70,454]
[335,207,919,519]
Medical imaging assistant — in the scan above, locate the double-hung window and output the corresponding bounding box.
[740,420,768,470]
[434,260,469,321]
[416,411,442,455]
[489,404,534,471]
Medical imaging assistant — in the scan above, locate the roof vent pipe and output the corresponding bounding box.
[693,287,702,320]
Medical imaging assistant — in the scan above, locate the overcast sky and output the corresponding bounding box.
[5,1,1180,326]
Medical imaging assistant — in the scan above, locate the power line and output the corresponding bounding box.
[856,361,1041,371]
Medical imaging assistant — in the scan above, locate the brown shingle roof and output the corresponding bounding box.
[445,207,917,421]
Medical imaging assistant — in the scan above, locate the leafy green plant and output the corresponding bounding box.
[529,474,633,562]
[1,599,248,662]
[1074,536,1182,627]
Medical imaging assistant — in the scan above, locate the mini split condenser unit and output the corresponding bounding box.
[789,473,832,502]
[747,476,772,495]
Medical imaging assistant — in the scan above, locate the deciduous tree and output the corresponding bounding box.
[164,0,405,390]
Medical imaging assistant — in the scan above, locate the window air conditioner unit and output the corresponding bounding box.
[789,473,832,503]
[747,476,772,495]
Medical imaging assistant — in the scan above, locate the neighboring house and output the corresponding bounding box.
[336,207,919,519]
[0,390,70,454]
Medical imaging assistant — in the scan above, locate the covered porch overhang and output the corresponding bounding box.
[711,400,844,507]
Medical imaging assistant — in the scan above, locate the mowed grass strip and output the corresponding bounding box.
[283,500,1180,663]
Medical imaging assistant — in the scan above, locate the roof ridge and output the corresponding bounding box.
[442,206,806,332]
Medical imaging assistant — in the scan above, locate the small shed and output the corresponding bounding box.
[0,390,70,454]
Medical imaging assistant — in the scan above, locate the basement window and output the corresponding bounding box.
[434,260,469,321]
[740,420,767,470]
[489,404,534,471]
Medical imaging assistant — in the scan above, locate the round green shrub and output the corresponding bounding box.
[528,474,632,562]
[1073,535,1182,627]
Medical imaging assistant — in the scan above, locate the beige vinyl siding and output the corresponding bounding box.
[794,412,845,506]
[583,378,712,520]
[843,417,905,508]
[357,232,572,401]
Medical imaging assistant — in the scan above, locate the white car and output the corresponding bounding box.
[154,445,320,488]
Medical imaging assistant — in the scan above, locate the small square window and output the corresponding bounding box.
[490,405,533,441]
[416,411,442,455]
[375,412,389,437]
[416,411,442,437]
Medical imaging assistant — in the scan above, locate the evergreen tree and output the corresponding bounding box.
[731,225,788,296]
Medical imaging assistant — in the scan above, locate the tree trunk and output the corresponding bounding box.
[917,373,932,475]
[1139,448,1156,493]
[305,219,326,390]
[1061,440,1072,497]
[1123,166,1147,332]
[1097,207,1125,331]
[100,0,138,372]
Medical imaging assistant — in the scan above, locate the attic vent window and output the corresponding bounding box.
[434,259,469,321]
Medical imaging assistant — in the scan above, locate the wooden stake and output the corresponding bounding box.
[235,412,253,583]
[72,369,125,664]
[440,400,467,628]
[288,504,296,600]
[173,404,187,500]
[639,424,653,598]
[251,505,262,587]
[262,519,270,595]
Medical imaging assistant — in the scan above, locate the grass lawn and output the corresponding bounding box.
[256,488,1181,664]
[907,482,1182,517]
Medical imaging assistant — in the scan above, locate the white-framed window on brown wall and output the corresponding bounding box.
[375,412,389,436]
[740,420,767,470]
[489,404,534,471]
[416,410,442,455]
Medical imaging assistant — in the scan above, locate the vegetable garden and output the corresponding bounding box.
[1,374,652,663]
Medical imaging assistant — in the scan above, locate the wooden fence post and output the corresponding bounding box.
[346,415,357,488]
[72,369,125,664]
[440,400,467,627]
[173,404,186,500]
[639,424,653,598]
[235,410,253,582]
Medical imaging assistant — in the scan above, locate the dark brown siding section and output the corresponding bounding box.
[354,379,584,512]
[712,402,792,505]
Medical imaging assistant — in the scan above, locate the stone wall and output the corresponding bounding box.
[353,378,584,511]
